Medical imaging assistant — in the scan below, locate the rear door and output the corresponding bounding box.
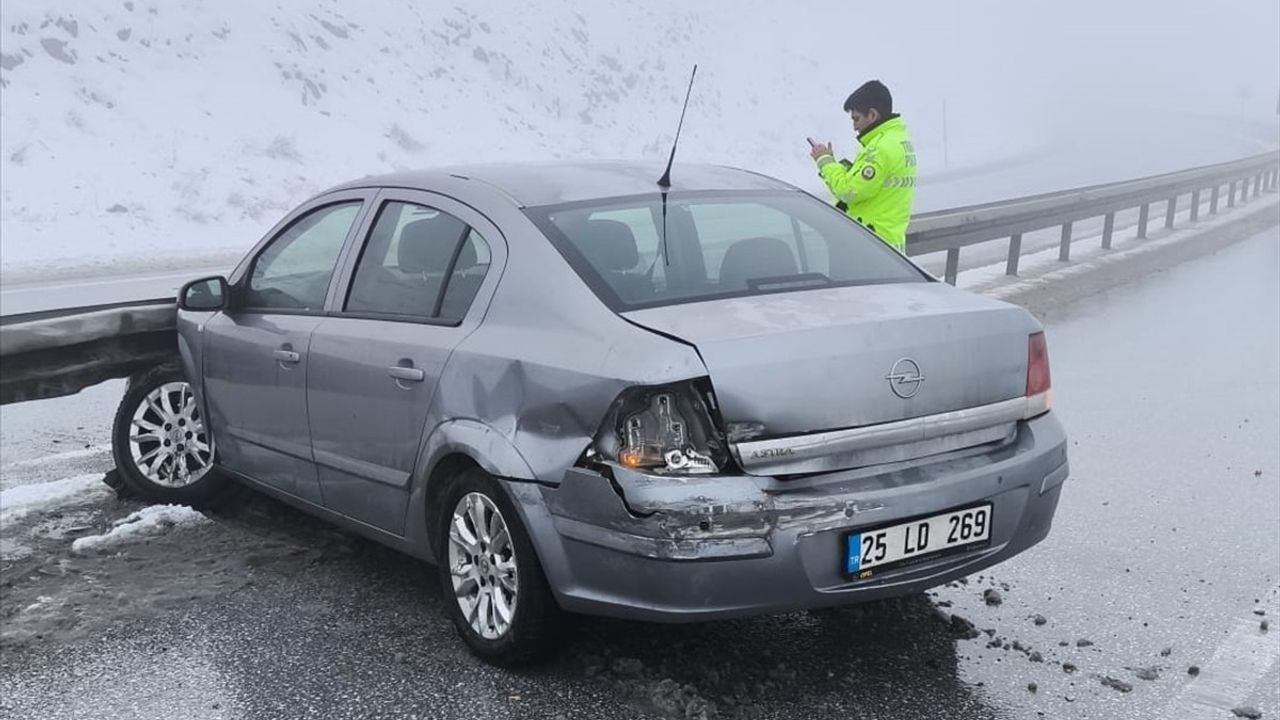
[305,190,503,533]
[202,194,369,502]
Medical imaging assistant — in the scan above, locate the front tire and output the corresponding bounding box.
[110,364,232,507]
[435,467,561,665]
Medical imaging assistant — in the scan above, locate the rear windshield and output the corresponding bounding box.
[525,191,928,311]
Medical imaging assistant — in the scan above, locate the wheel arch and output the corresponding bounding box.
[411,419,539,561]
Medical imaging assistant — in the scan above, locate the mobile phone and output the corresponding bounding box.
[807,137,818,147]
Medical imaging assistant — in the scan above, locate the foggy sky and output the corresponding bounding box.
[728,0,1279,123]
[697,1,1274,166]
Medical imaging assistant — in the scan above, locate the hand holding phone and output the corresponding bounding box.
[807,138,832,161]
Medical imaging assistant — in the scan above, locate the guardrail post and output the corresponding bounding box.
[1255,172,1264,198]
[1164,195,1177,229]
[1190,190,1200,221]
[1101,212,1115,249]
[1137,203,1150,238]
[1006,234,1022,275]
[1210,185,1220,214]
[944,248,960,285]
[1238,177,1248,205]
[1227,181,1236,208]
[1058,222,1073,261]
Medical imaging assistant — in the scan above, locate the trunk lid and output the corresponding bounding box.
[622,282,1037,436]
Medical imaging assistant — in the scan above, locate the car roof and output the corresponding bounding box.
[324,160,799,208]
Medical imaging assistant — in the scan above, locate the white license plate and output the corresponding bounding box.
[845,503,992,577]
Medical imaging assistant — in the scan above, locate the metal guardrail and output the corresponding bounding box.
[907,150,1280,283]
[1,151,1278,405]
[0,299,177,404]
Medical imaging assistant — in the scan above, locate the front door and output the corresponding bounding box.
[203,197,367,502]
[306,191,501,533]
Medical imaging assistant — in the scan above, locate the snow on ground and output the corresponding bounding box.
[70,503,209,554]
[2,443,111,471]
[0,473,111,525]
[0,379,121,476]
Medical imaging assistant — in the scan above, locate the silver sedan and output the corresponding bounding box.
[110,161,1069,665]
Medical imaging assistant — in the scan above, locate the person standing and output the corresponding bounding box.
[809,80,917,252]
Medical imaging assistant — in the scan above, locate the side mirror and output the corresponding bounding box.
[179,275,229,311]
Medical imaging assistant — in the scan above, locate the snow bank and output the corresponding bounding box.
[0,473,112,525]
[70,504,210,554]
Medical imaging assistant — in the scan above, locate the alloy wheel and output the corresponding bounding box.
[127,381,214,488]
[447,492,519,640]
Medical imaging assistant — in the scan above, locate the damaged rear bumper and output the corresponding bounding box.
[503,412,1069,623]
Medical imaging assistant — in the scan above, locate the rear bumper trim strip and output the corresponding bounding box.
[731,396,1031,475]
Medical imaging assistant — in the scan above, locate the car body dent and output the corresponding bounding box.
[423,205,707,488]
[520,412,1068,620]
[416,418,539,482]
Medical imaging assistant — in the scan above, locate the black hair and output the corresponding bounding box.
[843,80,893,116]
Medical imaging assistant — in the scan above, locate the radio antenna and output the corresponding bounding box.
[652,64,697,271]
[657,64,697,188]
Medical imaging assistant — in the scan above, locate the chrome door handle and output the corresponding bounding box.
[273,349,301,364]
[387,366,425,382]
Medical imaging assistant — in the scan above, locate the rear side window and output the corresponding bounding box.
[439,230,491,320]
[525,191,925,310]
[345,201,491,322]
[246,202,361,311]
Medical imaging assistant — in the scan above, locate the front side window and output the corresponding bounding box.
[345,201,492,322]
[245,202,361,311]
[525,191,926,310]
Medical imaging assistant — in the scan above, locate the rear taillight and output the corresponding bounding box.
[1024,332,1052,418]
[591,380,727,475]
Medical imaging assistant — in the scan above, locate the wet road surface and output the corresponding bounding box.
[1,223,1277,719]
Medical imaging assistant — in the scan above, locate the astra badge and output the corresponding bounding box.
[886,358,924,399]
[751,447,795,460]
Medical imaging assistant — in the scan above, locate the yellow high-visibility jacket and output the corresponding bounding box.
[814,115,917,252]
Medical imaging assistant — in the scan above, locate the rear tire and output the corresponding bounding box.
[110,364,234,508]
[435,467,562,666]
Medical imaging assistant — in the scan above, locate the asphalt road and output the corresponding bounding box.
[1,223,1277,720]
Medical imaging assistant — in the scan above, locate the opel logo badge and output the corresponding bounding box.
[886,358,924,399]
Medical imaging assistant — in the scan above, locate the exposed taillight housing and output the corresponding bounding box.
[590,380,728,475]
[1024,331,1052,418]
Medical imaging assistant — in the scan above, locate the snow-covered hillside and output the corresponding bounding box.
[0,1,870,270]
[1,1,1275,274]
